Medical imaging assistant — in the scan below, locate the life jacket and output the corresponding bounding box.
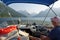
[0,25,17,36]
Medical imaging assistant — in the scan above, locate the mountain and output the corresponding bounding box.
[34,8,60,17]
[30,13,38,17]
[18,10,30,17]
[0,2,27,17]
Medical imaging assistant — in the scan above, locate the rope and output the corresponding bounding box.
[8,11,21,37]
[41,4,55,25]
[8,9,21,40]
[8,12,15,24]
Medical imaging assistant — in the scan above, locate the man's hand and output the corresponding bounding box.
[29,35,41,40]
[40,35,50,40]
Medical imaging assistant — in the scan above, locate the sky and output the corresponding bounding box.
[8,0,60,14]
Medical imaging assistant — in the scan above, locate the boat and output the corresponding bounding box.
[0,0,58,40]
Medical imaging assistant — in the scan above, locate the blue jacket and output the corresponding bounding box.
[48,26,60,40]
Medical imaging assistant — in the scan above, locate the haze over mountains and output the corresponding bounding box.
[18,10,30,17]
[34,8,60,17]
[18,8,60,17]
[0,1,60,17]
[18,10,37,17]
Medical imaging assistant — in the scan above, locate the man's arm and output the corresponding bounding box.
[40,35,50,40]
[29,35,41,40]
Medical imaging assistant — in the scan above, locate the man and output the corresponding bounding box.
[49,16,60,40]
[41,16,60,40]
[48,16,60,40]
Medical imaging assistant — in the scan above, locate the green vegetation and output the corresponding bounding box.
[0,2,27,17]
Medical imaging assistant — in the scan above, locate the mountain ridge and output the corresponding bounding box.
[34,8,60,17]
[0,2,27,17]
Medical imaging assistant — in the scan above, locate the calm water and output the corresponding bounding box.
[20,17,52,25]
[0,17,52,25]
[21,17,52,22]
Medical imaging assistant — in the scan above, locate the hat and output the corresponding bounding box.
[51,16,60,23]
